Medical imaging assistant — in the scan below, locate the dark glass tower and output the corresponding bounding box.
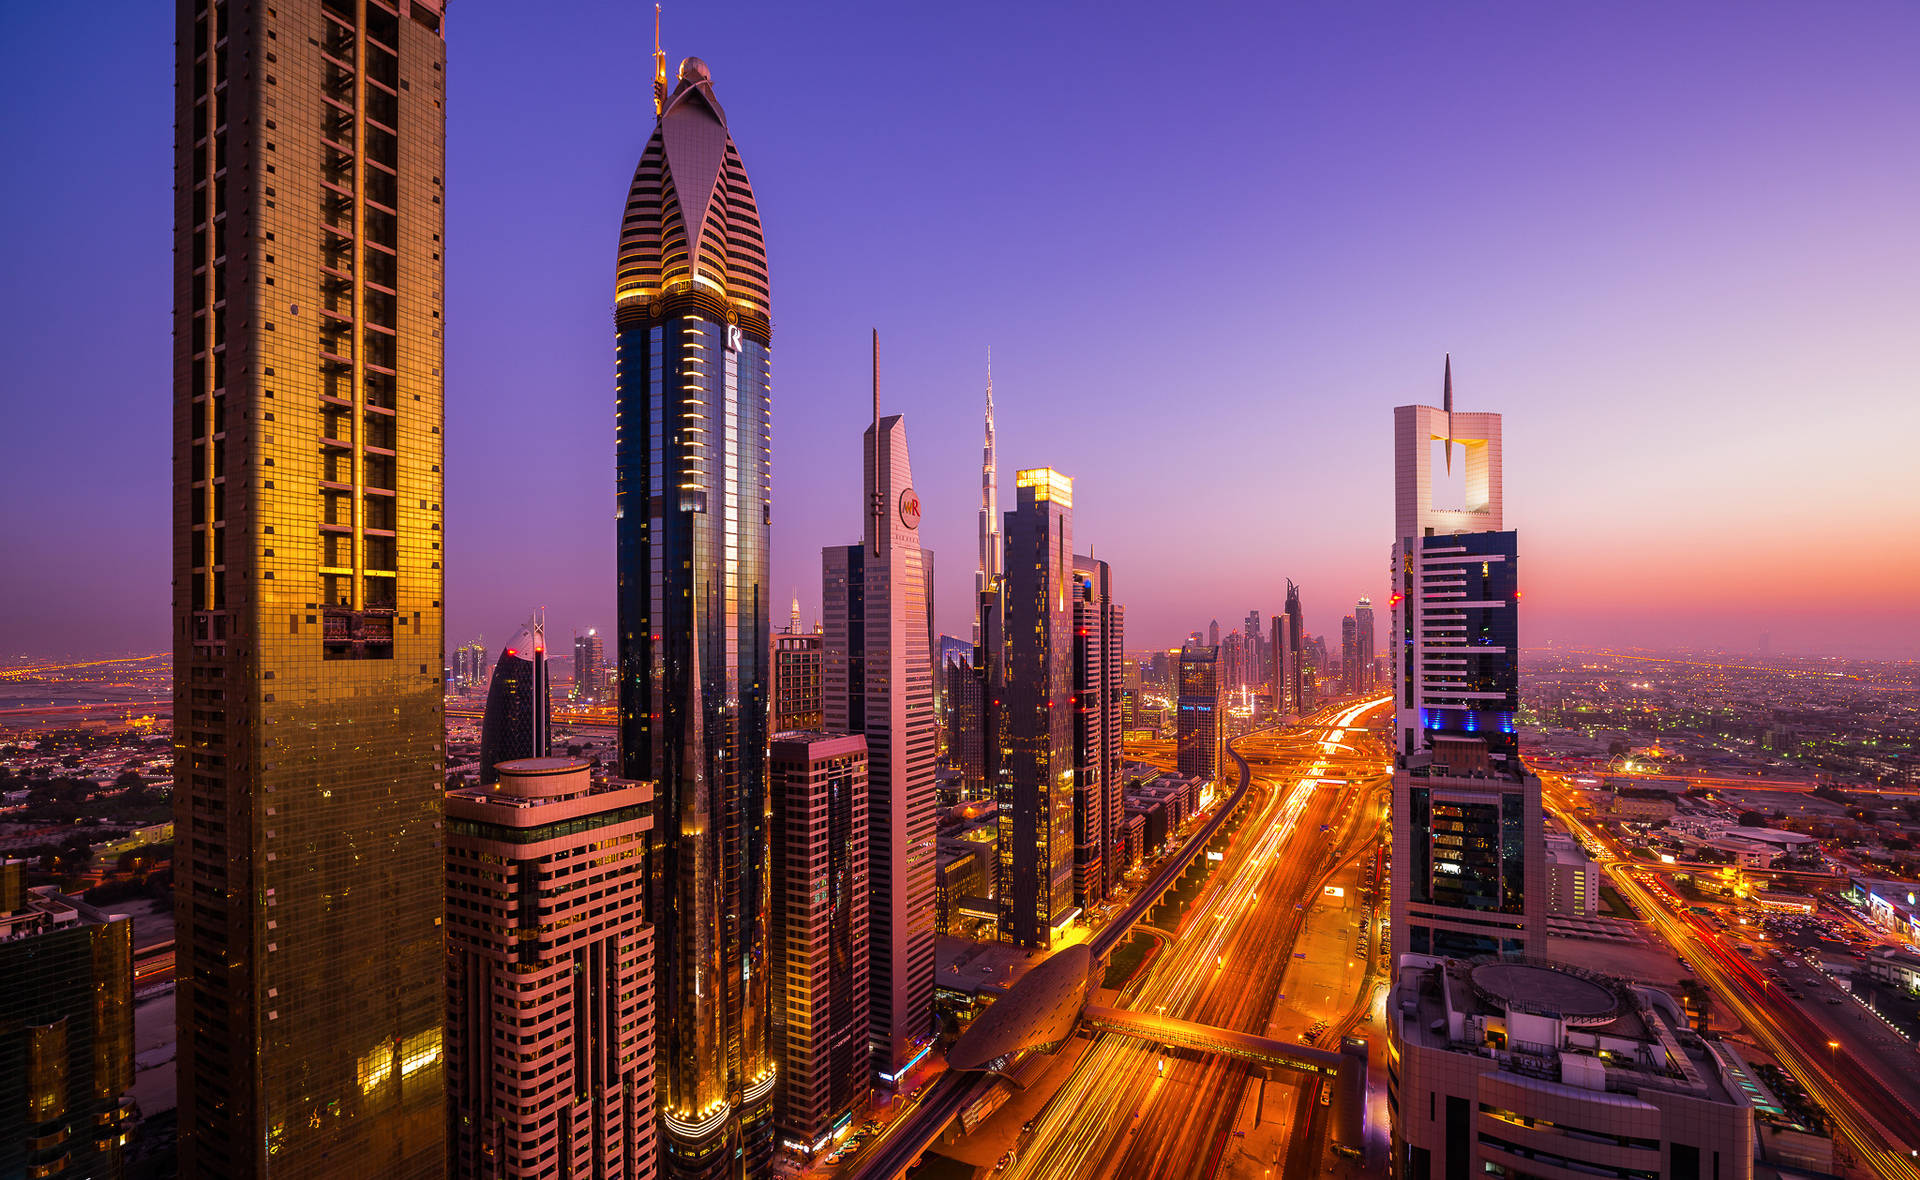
[991,469,1077,950]
[1284,579,1306,713]
[614,51,774,1180]
[477,614,551,783]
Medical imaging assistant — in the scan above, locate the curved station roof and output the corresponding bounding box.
[947,944,1094,1073]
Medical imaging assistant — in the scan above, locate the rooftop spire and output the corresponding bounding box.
[975,347,1001,643]
[1442,353,1454,474]
[871,328,885,553]
[652,4,668,116]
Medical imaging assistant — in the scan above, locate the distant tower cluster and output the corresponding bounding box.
[452,637,491,693]
[1388,360,1543,962]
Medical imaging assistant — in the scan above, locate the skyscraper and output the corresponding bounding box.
[821,335,937,1084]
[480,612,551,783]
[987,468,1079,949]
[0,864,133,1180]
[768,733,871,1157]
[1341,614,1360,696]
[1269,613,1296,716]
[171,2,447,1173]
[613,44,774,1178]
[574,627,606,703]
[1244,609,1262,688]
[445,759,656,1179]
[1176,644,1222,782]
[1072,556,1124,906]
[944,654,985,800]
[453,637,488,692]
[1208,619,1220,648]
[1355,597,1376,692]
[1284,581,1305,715]
[1389,365,1543,961]
[771,631,824,732]
[975,351,1001,645]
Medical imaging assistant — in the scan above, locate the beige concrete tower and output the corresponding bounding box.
[170,2,447,1175]
[1389,361,1543,964]
[822,334,938,1083]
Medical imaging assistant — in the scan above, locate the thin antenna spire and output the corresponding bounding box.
[652,4,668,116]
[1442,353,1454,474]
[871,329,884,553]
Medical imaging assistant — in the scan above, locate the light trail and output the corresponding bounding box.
[1006,698,1389,1179]
[1546,782,1920,1180]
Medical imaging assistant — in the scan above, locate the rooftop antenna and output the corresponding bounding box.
[652,4,668,116]
[871,328,884,554]
[1442,353,1454,475]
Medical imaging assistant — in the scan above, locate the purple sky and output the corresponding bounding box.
[4,2,1917,661]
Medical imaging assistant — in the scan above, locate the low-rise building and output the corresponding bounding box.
[1388,955,1754,1180]
[1867,949,1920,992]
[1608,787,1678,823]
[1545,836,1599,917]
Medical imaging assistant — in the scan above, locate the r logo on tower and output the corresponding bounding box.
[726,324,742,352]
[898,488,921,529]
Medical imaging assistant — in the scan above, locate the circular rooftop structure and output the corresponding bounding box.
[1468,960,1620,1026]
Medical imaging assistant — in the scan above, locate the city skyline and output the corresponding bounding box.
[7,3,1919,663]
[6,5,1920,1180]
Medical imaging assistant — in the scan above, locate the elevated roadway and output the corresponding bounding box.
[842,712,1278,1180]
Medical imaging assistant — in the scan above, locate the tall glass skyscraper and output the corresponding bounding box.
[614,51,775,1179]
[170,2,447,1175]
[989,469,1079,949]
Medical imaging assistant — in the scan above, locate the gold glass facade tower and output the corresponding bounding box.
[171,1,447,1175]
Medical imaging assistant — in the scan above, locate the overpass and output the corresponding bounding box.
[1079,1004,1346,1080]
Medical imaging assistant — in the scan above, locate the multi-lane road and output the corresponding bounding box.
[1546,779,1920,1180]
[1001,697,1391,1180]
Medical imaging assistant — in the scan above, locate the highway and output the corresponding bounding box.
[1001,697,1391,1180]
[1546,780,1920,1180]
[841,704,1277,1180]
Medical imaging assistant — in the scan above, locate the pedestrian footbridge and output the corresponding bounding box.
[1079,1004,1348,1079]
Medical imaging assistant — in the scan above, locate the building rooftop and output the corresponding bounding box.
[1393,954,1743,1107]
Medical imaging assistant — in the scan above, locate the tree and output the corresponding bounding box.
[1738,811,1768,828]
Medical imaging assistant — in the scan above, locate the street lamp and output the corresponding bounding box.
[1827,1040,1840,1069]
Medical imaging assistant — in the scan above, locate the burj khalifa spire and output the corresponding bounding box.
[975,349,1002,643]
